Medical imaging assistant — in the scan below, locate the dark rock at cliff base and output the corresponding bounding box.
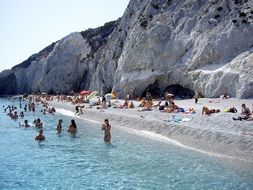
[0,70,16,95]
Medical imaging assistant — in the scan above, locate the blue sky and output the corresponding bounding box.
[0,0,130,72]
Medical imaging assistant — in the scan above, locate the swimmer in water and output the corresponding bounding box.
[67,119,77,134]
[11,111,18,120]
[56,119,63,133]
[19,120,30,128]
[35,118,43,129]
[35,129,46,141]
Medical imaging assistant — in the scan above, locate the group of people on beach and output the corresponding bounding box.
[233,103,253,121]
[3,95,112,144]
[61,90,253,122]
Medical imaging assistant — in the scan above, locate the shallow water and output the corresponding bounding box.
[0,98,253,190]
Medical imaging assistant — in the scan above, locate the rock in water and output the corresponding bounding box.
[0,0,252,98]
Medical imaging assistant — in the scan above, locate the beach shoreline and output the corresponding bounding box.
[49,98,253,163]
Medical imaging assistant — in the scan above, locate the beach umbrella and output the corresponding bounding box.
[166,93,174,98]
[87,91,99,100]
[80,90,90,96]
[105,93,116,99]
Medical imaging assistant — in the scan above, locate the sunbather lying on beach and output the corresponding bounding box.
[202,106,220,115]
[139,100,153,111]
[138,99,145,107]
[163,101,179,113]
[129,102,135,109]
[188,108,196,114]
[153,101,161,108]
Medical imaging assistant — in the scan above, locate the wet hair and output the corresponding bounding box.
[71,120,77,128]
[242,104,246,107]
[24,120,28,123]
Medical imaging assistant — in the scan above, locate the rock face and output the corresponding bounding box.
[0,0,253,98]
[0,70,16,95]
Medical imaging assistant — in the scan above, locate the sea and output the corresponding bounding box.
[0,98,253,190]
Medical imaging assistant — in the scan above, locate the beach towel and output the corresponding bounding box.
[178,108,185,112]
[168,115,182,123]
[208,100,220,103]
[182,118,192,122]
[224,108,237,113]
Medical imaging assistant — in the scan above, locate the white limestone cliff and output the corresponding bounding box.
[0,0,252,98]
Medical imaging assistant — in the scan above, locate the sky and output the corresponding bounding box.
[0,0,130,72]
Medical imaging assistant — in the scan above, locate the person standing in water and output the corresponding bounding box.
[56,119,63,133]
[101,119,111,144]
[35,118,43,129]
[35,129,46,141]
[75,106,79,115]
[20,120,30,128]
[67,119,77,134]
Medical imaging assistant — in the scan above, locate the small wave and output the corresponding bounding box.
[56,108,101,124]
[56,108,79,118]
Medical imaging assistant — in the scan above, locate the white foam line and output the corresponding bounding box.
[56,108,251,163]
[56,108,77,118]
[56,108,101,124]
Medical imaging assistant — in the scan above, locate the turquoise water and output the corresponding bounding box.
[0,99,253,190]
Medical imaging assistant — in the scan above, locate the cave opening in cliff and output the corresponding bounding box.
[164,84,195,99]
[141,82,163,99]
[141,84,195,99]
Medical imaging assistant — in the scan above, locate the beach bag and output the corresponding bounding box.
[159,105,165,110]
[178,108,185,112]
[229,108,237,113]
